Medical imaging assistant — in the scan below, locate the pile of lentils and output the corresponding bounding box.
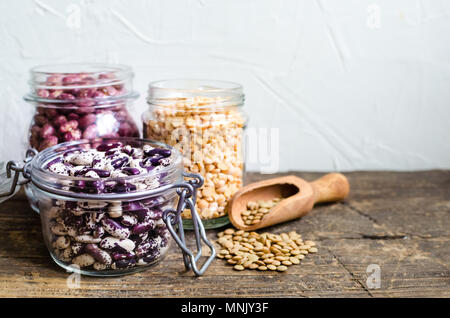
[216,229,317,272]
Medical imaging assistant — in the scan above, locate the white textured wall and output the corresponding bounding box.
[1,0,449,172]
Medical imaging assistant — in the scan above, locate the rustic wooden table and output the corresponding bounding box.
[0,171,448,298]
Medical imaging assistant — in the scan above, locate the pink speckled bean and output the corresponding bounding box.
[40,123,56,139]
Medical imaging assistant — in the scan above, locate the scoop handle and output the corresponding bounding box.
[311,173,350,204]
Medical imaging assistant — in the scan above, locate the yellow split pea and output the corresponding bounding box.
[144,96,246,220]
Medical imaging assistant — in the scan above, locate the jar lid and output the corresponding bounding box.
[29,138,183,201]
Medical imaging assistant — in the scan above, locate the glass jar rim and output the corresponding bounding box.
[147,79,245,108]
[29,63,133,88]
[149,79,242,92]
[26,63,136,104]
[23,91,139,106]
[30,137,183,199]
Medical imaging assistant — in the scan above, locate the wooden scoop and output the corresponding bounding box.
[228,173,350,231]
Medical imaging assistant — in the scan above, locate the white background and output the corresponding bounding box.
[1,0,449,172]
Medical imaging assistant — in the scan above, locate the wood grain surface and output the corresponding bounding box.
[0,171,449,298]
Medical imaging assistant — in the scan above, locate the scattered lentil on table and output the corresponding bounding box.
[216,228,317,272]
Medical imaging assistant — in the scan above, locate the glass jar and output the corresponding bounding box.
[142,80,247,229]
[24,63,140,212]
[0,137,215,276]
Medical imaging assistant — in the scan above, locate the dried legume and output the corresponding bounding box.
[216,228,317,272]
[144,95,245,220]
[241,197,283,225]
[44,141,174,272]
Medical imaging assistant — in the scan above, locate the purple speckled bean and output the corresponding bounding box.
[111,251,135,261]
[120,214,138,227]
[85,244,112,265]
[112,182,136,193]
[135,238,159,257]
[139,161,154,173]
[93,226,105,238]
[129,233,148,246]
[134,209,163,222]
[111,157,128,169]
[84,213,97,230]
[96,142,122,152]
[144,148,171,158]
[113,258,136,269]
[71,242,85,256]
[122,146,134,156]
[134,209,152,222]
[142,250,161,264]
[99,237,135,252]
[122,201,145,212]
[121,167,140,175]
[143,155,163,166]
[105,149,120,157]
[87,168,110,178]
[46,157,62,169]
[131,220,155,235]
[140,197,165,208]
[75,234,101,244]
[101,218,130,239]
[148,209,163,220]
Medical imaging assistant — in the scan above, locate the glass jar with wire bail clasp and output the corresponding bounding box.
[23,63,141,213]
[0,137,215,277]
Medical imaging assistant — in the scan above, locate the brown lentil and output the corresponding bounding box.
[215,228,317,273]
[240,198,283,225]
[277,265,288,272]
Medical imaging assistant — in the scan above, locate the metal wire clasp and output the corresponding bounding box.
[0,149,37,199]
[162,172,216,276]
